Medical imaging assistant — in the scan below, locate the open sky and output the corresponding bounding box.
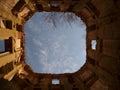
[0,40,4,52]
[24,12,87,74]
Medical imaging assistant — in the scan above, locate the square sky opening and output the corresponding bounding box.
[24,12,86,74]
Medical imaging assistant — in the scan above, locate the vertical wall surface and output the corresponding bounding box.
[0,0,120,90]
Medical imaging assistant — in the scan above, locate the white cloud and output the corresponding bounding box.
[25,12,86,74]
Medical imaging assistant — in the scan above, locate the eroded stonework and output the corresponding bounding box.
[0,0,120,90]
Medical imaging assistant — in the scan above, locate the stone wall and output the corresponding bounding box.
[0,0,120,90]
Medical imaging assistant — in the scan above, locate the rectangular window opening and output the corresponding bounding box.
[88,57,95,65]
[0,40,5,53]
[12,0,26,15]
[51,3,59,8]
[5,37,13,53]
[3,20,12,29]
[52,79,60,85]
[16,24,22,32]
[91,40,97,50]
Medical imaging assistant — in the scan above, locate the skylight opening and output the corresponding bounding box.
[24,12,86,74]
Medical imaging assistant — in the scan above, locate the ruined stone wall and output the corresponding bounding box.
[0,0,120,90]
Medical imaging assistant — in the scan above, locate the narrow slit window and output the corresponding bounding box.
[5,37,13,53]
[0,40,5,53]
[51,3,59,8]
[91,40,97,50]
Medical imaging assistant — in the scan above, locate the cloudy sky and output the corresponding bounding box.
[24,12,86,74]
